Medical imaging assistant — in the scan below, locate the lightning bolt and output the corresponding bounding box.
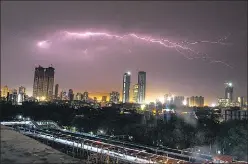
[38,30,232,68]
[182,33,232,46]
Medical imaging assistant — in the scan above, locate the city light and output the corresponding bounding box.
[141,104,146,110]
[16,115,23,120]
[182,100,187,106]
[2,4,247,163]
[145,101,150,105]
[159,97,164,103]
[17,94,22,103]
[167,97,172,101]
[41,96,46,101]
[26,117,31,121]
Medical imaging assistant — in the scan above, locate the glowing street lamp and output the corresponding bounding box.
[16,115,23,120]
[25,117,30,121]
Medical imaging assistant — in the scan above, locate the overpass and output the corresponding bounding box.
[1,120,40,129]
[21,128,185,163]
[1,120,211,163]
[36,120,63,130]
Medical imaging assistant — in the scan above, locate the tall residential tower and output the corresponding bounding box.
[133,84,139,103]
[122,72,131,103]
[110,91,120,104]
[54,84,59,99]
[138,71,146,104]
[225,82,233,102]
[33,65,55,101]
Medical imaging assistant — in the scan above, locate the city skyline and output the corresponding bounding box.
[0,65,247,105]
[1,1,247,104]
[1,70,244,105]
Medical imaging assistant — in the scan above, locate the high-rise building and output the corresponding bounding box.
[138,71,146,104]
[122,72,131,103]
[83,92,89,102]
[68,89,74,101]
[225,82,233,102]
[18,86,26,94]
[12,89,18,105]
[173,96,185,107]
[186,97,190,106]
[164,94,173,105]
[1,85,9,98]
[110,91,120,104]
[237,96,245,107]
[76,93,82,100]
[18,86,26,105]
[133,84,139,103]
[54,84,59,99]
[94,97,97,103]
[189,96,204,107]
[60,91,68,100]
[33,65,55,101]
[102,96,107,102]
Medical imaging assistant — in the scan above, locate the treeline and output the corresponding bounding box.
[1,102,247,161]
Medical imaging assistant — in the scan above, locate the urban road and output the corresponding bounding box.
[1,121,212,163]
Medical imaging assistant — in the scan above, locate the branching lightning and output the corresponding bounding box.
[182,33,232,46]
[37,30,232,68]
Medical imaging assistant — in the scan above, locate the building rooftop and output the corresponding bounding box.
[1,125,81,163]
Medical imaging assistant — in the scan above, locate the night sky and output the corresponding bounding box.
[1,1,247,104]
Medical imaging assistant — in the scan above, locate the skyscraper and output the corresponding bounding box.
[173,96,185,107]
[94,97,97,103]
[122,72,131,103]
[133,84,139,103]
[189,96,204,107]
[45,66,55,100]
[83,92,89,102]
[1,85,9,98]
[110,91,120,104]
[68,89,74,101]
[164,94,173,105]
[225,82,233,102]
[76,93,82,100]
[138,71,146,104]
[33,65,55,100]
[237,96,245,107]
[18,86,26,94]
[54,84,59,99]
[18,86,26,105]
[12,89,18,105]
[60,90,68,100]
[102,96,107,102]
